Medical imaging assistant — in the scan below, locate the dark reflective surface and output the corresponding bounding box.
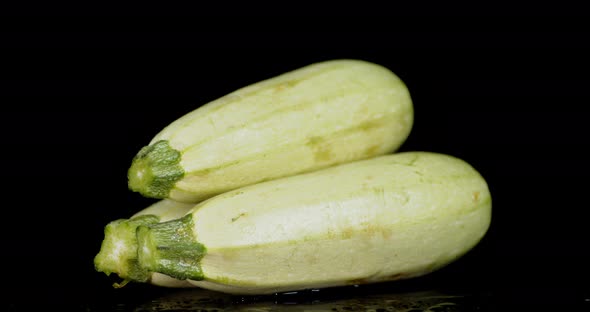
[4,282,587,311]
[128,289,480,311]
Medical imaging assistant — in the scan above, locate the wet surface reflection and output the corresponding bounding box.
[70,286,490,312]
[130,289,479,311]
[3,282,588,311]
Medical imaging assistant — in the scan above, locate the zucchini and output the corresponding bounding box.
[128,59,413,203]
[135,152,492,294]
[94,199,195,287]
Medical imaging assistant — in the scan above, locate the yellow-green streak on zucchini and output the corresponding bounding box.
[136,152,492,295]
[128,59,414,202]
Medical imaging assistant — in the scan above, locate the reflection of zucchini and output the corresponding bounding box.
[128,59,414,203]
[94,199,195,287]
[136,152,491,295]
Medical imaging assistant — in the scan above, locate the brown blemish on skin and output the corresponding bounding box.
[341,227,354,240]
[472,191,480,202]
[360,221,381,237]
[381,228,392,240]
[231,212,247,222]
[340,222,391,239]
[363,222,392,239]
[274,80,299,92]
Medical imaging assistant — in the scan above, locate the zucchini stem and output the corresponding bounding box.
[128,140,185,199]
[137,214,207,281]
[94,215,160,284]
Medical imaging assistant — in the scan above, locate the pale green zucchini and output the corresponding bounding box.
[135,152,492,295]
[94,199,195,287]
[128,59,413,203]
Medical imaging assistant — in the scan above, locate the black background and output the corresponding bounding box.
[1,14,589,309]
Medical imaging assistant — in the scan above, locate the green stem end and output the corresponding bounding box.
[128,140,185,199]
[94,215,161,284]
[137,214,207,281]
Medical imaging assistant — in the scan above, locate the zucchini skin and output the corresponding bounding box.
[128,59,414,202]
[137,152,492,294]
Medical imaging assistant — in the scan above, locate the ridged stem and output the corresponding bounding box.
[94,215,160,285]
[137,214,207,281]
[128,140,184,199]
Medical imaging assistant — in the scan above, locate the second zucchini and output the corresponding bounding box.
[135,152,491,294]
